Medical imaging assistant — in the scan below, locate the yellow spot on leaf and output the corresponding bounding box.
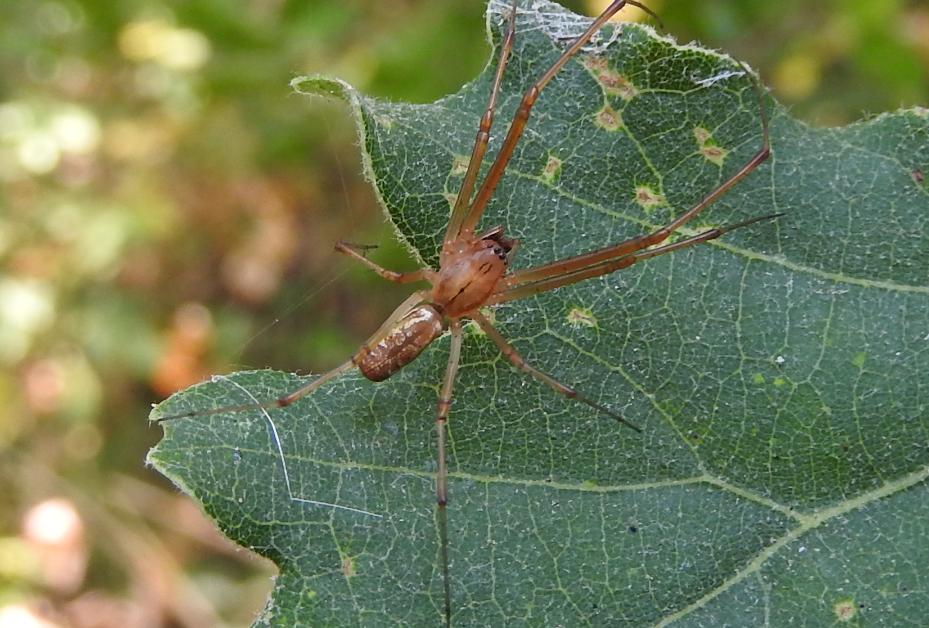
[693,127,712,144]
[542,154,562,182]
[595,104,622,131]
[567,307,597,328]
[634,185,665,210]
[451,154,469,176]
[693,126,728,166]
[582,55,638,100]
[600,72,638,100]
[752,373,765,385]
[701,144,727,165]
[342,556,355,577]
[833,599,856,622]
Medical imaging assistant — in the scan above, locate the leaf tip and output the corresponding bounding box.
[290,75,354,102]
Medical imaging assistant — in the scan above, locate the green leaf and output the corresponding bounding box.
[149,1,929,625]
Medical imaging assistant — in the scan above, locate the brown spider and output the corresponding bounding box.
[158,0,777,623]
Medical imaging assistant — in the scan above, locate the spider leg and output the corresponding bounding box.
[335,241,433,284]
[435,320,464,626]
[470,311,639,431]
[502,76,770,289]
[155,291,429,422]
[488,213,783,304]
[460,0,658,234]
[153,359,356,422]
[443,0,518,247]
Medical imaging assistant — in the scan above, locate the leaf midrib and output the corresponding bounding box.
[165,433,926,522]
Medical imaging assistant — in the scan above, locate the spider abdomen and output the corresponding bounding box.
[353,305,445,382]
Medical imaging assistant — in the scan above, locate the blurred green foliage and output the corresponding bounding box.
[0,0,925,625]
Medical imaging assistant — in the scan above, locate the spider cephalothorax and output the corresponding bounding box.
[432,226,517,317]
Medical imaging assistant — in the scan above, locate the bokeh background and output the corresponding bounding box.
[1,0,926,626]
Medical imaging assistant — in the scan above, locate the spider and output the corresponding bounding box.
[157,0,777,623]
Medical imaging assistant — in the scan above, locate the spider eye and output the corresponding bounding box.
[493,246,506,259]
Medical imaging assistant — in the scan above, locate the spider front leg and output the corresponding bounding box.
[470,311,639,431]
[443,0,518,244]
[335,240,433,284]
[501,75,771,291]
[460,0,658,234]
[488,212,782,303]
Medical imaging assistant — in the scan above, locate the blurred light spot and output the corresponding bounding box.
[587,0,663,23]
[22,350,100,416]
[73,209,132,276]
[104,117,174,162]
[23,499,80,546]
[50,107,100,154]
[176,302,213,340]
[220,185,298,303]
[902,9,929,57]
[773,52,821,101]
[36,1,83,35]
[63,423,103,461]
[119,19,211,70]
[17,132,60,174]
[0,102,34,140]
[22,498,87,594]
[1,102,99,177]
[0,278,56,364]
[159,29,211,70]
[0,605,60,628]
[23,359,66,415]
[23,351,103,420]
[222,252,279,302]
[152,302,214,395]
